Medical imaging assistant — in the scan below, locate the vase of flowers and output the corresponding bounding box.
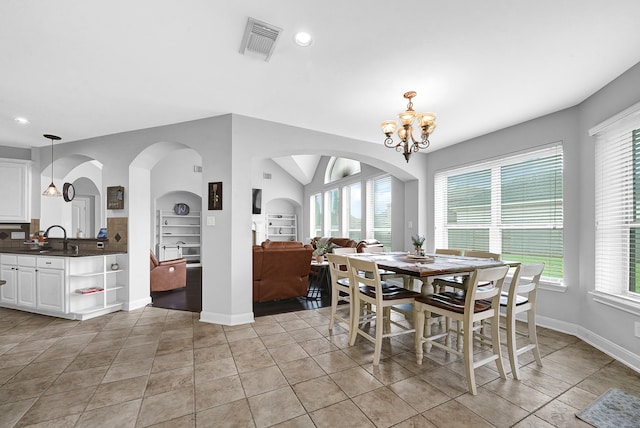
[312,242,327,263]
[411,235,426,256]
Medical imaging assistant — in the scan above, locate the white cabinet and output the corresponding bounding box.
[17,259,36,308]
[1,255,36,308]
[36,257,65,312]
[157,210,201,266]
[0,255,63,312]
[267,213,297,241]
[0,260,17,305]
[0,252,126,320]
[0,159,31,222]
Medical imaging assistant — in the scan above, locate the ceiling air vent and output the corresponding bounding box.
[240,17,282,62]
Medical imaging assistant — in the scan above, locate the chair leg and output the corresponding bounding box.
[491,313,506,380]
[507,308,520,379]
[349,295,360,346]
[383,307,391,334]
[462,319,477,395]
[528,309,543,368]
[415,307,425,364]
[373,306,384,365]
[329,289,338,331]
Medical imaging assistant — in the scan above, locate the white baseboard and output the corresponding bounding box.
[124,297,152,312]
[200,310,254,326]
[537,314,640,373]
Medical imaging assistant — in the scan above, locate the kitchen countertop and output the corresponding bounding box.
[0,248,126,257]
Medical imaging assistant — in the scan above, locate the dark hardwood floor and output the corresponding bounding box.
[149,266,331,316]
[149,266,203,312]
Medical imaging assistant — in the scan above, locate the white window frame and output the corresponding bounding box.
[591,100,640,304]
[434,144,564,285]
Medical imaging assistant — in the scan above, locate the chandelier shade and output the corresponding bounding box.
[380,91,437,162]
[42,134,62,197]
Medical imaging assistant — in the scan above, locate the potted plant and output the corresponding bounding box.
[312,242,327,263]
[411,235,425,255]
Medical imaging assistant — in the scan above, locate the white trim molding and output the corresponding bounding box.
[200,310,254,326]
[537,314,640,373]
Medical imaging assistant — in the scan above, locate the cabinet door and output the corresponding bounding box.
[37,268,65,312]
[17,267,36,308]
[0,160,31,222]
[0,265,17,304]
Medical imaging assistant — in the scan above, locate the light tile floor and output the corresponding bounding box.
[1,305,639,427]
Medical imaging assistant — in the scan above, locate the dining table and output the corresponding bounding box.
[348,251,515,295]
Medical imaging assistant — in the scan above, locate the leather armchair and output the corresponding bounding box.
[253,241,313,302]
[150,250,187,292]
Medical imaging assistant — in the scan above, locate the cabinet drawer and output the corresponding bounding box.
[1,254,17,265]
[17,256,36,267]
[37,257,65,270]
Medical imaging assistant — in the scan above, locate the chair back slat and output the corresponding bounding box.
[468,265,509,302]
[435,248,463,256]
[333,247,357,255]
[326,253,350,284]
[464,250,501,260]
[506,263,545,303]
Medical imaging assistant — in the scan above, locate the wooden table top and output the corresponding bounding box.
[350,252,513,278]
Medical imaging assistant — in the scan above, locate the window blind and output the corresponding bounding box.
[367,176,392,249]
[434,144,564,282]
[310,193,322,237]
[344,182,362,241]
[326,188,340,237]
[593,102,640,298]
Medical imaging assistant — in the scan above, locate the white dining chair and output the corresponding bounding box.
[501,263,545,380]
[414,265,509,395]
[347,256,421,365]
[326,253,355,341]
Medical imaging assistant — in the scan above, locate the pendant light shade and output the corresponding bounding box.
[42,134,62,197]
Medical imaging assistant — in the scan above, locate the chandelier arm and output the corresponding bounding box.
[383,136,399,149]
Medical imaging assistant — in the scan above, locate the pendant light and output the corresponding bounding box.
[42,134,62,196]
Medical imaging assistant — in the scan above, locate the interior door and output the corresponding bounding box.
[72,197,89,237]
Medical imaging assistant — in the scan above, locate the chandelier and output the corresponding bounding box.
[380,91,436,162]
[42,134,62,196]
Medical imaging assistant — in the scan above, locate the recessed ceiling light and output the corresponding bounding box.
[294,32,312,47]
[14,117,30,125]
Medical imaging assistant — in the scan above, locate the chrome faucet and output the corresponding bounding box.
[44,225,68,252]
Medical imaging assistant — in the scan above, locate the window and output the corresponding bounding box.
[310,193,322,237]
[592,102,640,299]
[326,188,340,237]
[344,182,362,241]
[435,144,564,283]
[367,176,392,249]
[326,157,361,183]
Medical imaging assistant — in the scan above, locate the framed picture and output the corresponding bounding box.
[252,188,262,214]
[106,186,125,210]
[208,182,222,210]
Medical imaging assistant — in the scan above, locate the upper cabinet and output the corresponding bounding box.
[0,159,31,223]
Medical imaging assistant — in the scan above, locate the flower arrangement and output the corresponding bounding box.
[411,235,425,248]
[312,242,327,257]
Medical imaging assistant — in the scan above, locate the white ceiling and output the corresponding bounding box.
[1,1,640,154]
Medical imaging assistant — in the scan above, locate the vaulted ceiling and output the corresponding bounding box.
[2,0,640,163]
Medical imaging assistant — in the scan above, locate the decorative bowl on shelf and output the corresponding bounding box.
[174,203,190,215]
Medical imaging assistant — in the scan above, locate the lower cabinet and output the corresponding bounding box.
[0,253,126,320]
[36,268,65,312]
[0,263,17,305]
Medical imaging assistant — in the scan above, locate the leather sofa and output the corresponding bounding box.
[150,250,187,292]
[253,241,314,302]
[356,239,385,252]
[310,237,358,252]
